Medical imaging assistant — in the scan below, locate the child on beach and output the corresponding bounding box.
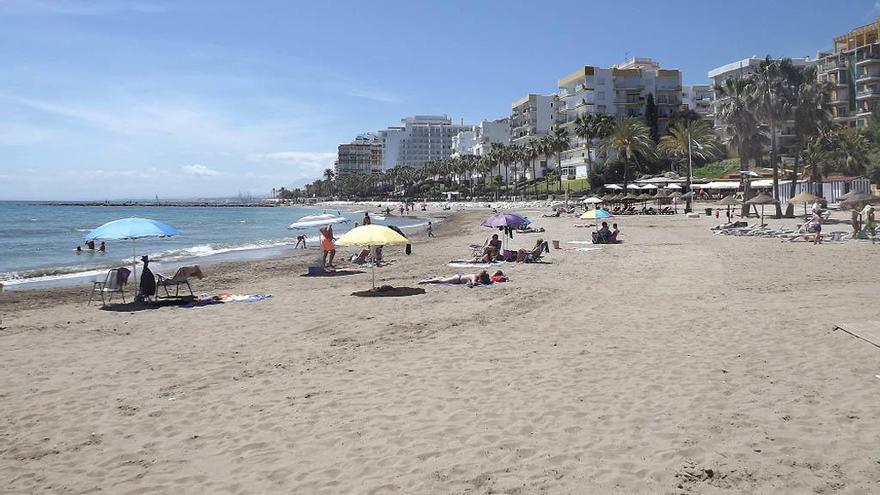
[427,222,434,238]
[319,225,336,268]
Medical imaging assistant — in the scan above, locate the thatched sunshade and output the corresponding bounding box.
[788,191,821,204]
[745,192,778,225]
[622,193,639,202]
[788,191,822,215]
[717,195,740,205]
[840,191,880,208]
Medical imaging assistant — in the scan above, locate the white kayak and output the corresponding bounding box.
[287,213,350,230]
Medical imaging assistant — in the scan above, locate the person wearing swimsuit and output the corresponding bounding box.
[319,224,336,268]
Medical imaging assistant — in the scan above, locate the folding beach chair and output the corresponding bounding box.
[156,266,204,298]
[89,267,131,306]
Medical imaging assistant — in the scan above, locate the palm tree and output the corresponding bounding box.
[538,135,556,193]
[323,168,335,196]
[752,57,795,217]
[573,113,616,175]
[549,127,570,191]
[715,77,763,215]
[659,119,722,176]
[785,65,833,214]
[598,118,655,194]
[525,141,540,196]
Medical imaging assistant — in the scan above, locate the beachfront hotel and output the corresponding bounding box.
[376,115,470,170]
[554,57,683,178]
[817,18,880,129]
[509,93,556,147]
[681,84,714,118]
[450,118,510,158]
[334,134,384,177]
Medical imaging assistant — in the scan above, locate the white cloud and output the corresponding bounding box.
[182,164,222,177]
[248,151,336,176]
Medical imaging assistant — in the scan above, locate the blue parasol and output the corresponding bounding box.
[85,218,179,296]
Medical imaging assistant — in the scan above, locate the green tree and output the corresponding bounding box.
[715,77,764,214]
[598,118,655,194]
[752,57,796,217]
[644,93,659,142]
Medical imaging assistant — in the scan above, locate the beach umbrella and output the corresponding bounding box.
[288,213,349,229]
[622,193,639,202]
[605,184,623,190]
[583,196,603,204]
[840,191,880,208]
[787,191,822,216]
[481,212,528,228]
[85,217,179,296]
[335,225,409,291]
[745,192,778,225]
[481,212,527,251]
[666,183,682,190]
[640,184,658,190]
[717,194,740,218]
[579,208,613,220]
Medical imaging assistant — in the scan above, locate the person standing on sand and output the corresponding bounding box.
[319,224,336,268]
[427,221,434,238]
[809,210,823,245]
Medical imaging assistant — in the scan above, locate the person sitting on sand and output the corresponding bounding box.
[350,248,370,264]
[418,270,492,287]
[488,233,502,257]
[593,222,611,244]
[610,223,620,240]
[320,224,336,268]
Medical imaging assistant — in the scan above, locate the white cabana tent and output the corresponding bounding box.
[640,184,658,190]
[692,181,739,190]
[665,184,682,190]
[605,184,623,190]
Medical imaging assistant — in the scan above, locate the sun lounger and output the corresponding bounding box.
[89,267,131,306]
[156,265,204,298]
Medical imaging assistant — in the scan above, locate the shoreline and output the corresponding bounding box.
[0,207,443,292]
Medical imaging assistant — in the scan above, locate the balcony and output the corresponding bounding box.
[857,90,880,99]
[857,71,880,82]
[856,54,880,65]
[829,93,849,104]
[857,107,875,116]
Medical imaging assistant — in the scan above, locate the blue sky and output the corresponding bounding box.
[1,0,878,200]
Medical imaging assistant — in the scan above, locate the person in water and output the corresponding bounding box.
[86,240,95,250]
[76,246,82,254]
[363,212,371,225]
[98,241,106,253]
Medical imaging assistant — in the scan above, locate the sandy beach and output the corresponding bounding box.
[2,205,879,494]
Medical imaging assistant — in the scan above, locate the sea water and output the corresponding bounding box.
[0,202,425,288]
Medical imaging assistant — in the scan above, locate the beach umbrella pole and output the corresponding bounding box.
[132,239,138,298]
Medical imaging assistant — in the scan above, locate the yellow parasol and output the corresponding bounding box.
[335,225,409,291]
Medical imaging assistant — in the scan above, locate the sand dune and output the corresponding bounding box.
[2,207,879,494]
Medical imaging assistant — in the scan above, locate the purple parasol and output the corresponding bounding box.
[481,212,528,228]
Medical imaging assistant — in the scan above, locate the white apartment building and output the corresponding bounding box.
[451,118,510,157]
[555,57,682,178]
[817,18,880,128]
[682,84,714,118]
[334,134,384,177]
[708,56,813,131]
[510,94,556,146]
[376,115,469,170]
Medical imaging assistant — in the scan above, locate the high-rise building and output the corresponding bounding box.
[681,84,714,118]
[376,115,470,169]
[708,56,813,131]
[555,57,682,177]
[818,18,880,128]
[334,134,384,177]
[451,118,510,157]
[510,94,556,146]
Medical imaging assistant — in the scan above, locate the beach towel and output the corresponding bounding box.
[447,261,505,268]
[566,241,593,244]
[182,293,272,308]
